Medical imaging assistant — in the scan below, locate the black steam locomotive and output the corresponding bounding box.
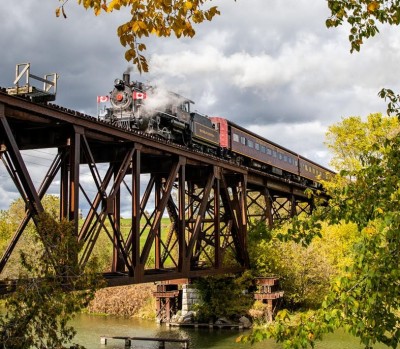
[101,72,333,187]
[102,71,219,152]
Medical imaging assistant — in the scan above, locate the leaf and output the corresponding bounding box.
[367,1,379,13]
[184,1,193,11]
[55,7,61,17]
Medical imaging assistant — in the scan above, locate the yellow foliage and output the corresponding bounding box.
[184,1,193,11]
[66,0,221,72]
[367,1,379,13]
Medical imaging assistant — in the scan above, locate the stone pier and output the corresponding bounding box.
[181,284,201,316]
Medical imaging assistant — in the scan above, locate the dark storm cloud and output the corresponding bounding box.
[0,1,131,114]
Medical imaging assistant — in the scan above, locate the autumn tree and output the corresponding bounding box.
[326,0,400,52]
[325,1,400,115]
[0,211,102,349]
[57,0,221,73]
[249,221,359,310]
[325,113,399,172]
[242,115,400,348]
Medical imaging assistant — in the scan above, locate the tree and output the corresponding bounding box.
[242,115,400,348]
[325,113,399,172]
[0,195,63,278]
[0,211,102,349]
[249,221,359,310]
[193,272,254,322]
[57,0,221,73]
[325,1,400,116]
[326,0,400,53]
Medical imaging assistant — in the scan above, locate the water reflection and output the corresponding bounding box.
[72,314,277,349]
[72,313,388,349]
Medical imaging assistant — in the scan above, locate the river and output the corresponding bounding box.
[71,313,388,349]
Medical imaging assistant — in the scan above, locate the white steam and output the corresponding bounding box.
[141,85,191,115]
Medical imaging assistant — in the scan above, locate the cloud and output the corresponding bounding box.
[0,0,399,213]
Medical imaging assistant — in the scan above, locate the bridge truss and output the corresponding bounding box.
[0,89,318,286]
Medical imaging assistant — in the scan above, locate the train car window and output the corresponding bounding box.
[233,133,239,142]
[273,150,277,158]
[255,143,260,151]
[294,160,298,166]
[248,140,254,148]
[267,148,272,156]
[288,157,292,164]
[278,153,283,160]
[261,146,266,153]
[181,102,190,112]
[283,155,288,162]
[240,136,246,145]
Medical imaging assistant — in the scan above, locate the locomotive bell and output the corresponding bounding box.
[114,78,124,90]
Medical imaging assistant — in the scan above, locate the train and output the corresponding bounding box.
[100,71,333,188]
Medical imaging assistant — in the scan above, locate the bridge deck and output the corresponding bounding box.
[0,88,326,287]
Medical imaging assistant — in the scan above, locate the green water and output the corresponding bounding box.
[71,313,389,349]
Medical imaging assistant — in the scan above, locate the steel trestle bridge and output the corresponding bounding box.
[0,88,323,287]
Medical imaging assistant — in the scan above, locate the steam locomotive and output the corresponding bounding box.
[101,72,333,187]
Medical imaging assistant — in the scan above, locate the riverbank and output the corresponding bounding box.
[87,283,156,319]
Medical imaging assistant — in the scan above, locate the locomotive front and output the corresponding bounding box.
[104,71,150,131]
[102,71,196,141]
[101,71,220,154]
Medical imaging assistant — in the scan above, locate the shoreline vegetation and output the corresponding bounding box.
[87,284,157,319]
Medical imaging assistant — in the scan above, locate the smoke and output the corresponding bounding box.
[142,85,191,115]
[124,66,133,74]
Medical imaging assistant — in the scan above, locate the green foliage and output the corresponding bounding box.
[325,113,399,172]
[326,0,400,53]
[193,272,254,321]
[249,221,358,309]
[0,210,14,253]
[379,88,400,119]
[325,3,400,119]
[0,195,63,278]
[244,118,400,348]
[0,212,102,349]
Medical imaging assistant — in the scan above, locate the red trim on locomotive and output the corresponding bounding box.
[209,117,229,148]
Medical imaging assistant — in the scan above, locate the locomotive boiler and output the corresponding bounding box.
[102,71,219,153]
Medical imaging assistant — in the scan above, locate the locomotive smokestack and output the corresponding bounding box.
[123,67,133,85]
[123,72,130,85]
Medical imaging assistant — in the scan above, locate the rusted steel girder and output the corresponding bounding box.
[0,149,64,273]
[0,92,325,287]
[0,116,249,283]
[246,186,314,228]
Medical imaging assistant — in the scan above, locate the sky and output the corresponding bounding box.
[1,0,399,213]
